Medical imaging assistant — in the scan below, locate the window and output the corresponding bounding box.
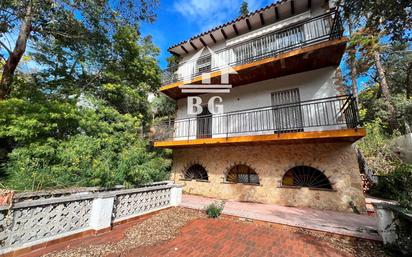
[196,55,211,74]
[183,164,209,180]
[282,166,332,189]
[227,165,259,184]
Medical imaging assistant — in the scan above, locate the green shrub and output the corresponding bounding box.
[356,119,401,175]
[4,136,171,191]
[370,164,412,210]
[205,201,225,218]
[2,99,171,191]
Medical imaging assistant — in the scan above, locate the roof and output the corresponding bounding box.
[168,0,292,54]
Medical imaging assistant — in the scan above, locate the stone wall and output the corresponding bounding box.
[171,142,366,213]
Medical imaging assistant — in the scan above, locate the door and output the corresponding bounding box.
[197,107,212,138]
[271,88,303,132]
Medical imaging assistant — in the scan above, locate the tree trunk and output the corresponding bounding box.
[348,21,359,106]
[0,4,33,100]
[373,49,399,130]
[406,62,412,99]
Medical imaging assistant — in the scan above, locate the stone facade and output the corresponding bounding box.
[171,142,366,213]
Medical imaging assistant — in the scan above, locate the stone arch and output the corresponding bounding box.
[225,163,260,185]
[182,162,209,181]
[281,165,332,189]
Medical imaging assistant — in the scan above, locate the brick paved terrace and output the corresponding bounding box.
[180,194,380,241]
[19,206,387,257]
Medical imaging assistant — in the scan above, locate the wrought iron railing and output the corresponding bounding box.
[153,95,359,141]
[162,10,343,85]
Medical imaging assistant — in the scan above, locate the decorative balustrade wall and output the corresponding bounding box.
[112,185,172,221]
[0,182,182,254]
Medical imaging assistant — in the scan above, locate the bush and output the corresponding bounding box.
[4,136,171,191]
[205,201,225,218]
[2,99,171,191]
[370,164,412,210]
[356,119,401,175]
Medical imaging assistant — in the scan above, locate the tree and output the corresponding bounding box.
[0,0,159,100]
[339,0,412,131]
[350,29,399,130]
[0,1,171,190]
[239,1,249,17]
[339,0,412,42]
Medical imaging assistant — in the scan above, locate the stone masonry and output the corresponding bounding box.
[171,142,366,213]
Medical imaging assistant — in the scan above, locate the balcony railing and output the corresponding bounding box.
[153,95,359,142]
[162,10,343,85]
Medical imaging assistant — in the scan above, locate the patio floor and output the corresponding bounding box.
[21,207,386,257]
[180,194,381,241]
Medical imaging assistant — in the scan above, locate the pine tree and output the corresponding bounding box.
[240,1,249,17]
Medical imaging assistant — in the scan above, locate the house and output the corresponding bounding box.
[154,0,366,213]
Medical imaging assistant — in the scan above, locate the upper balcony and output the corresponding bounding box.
[160,9,346,99]
[152,95,366,148]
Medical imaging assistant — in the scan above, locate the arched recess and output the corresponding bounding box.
[282,166,332,189]
[183,164,209,180]
[226,164,260,185]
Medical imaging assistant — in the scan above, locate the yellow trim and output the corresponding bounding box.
[159,38,349,93]
[154,128,366,148]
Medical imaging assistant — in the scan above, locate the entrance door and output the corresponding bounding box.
[271,88,303,132]
[197,107,212,138]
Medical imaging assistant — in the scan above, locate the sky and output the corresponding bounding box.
[140,0,275,69]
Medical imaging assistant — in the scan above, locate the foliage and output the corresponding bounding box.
[239,1,249,17]
[339,0,412,42]
[3,98,171,191]
[0,0,172,191]
[356,119,401,175]
[151,94,176,119]
[371,164,412,210]
[0,0,160,98]
[205,201,225,218]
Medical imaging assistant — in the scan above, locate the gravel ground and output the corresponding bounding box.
[42,208,387,257]
[42,208,205,257]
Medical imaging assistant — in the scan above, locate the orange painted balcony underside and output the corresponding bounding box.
[153,128,366,149]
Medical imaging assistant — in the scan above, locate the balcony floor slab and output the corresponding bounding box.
[154,128,366,148]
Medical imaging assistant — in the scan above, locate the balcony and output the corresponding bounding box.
[153,95,366,148]
[161,10,346,99]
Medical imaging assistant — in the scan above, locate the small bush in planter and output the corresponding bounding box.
[205,201,225,218]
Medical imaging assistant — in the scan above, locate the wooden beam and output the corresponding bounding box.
[308,0,312,9]
[275,6,279,20]
[154,128,367,148]
[190,41,198,51]
[246,19,252,31]
[181,45,188,54]
[221,29,228,40]
[210,33,217,44]
[259,13,265,26]
[280,59,286,69]
[169,50,180,57]
[232,24,239,35]
[199,37,207,47]
[291,0,295,15]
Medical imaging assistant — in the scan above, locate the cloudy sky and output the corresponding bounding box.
[141,0,275,68]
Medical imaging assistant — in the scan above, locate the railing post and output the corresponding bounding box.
[226,114,229,138]
[89,196,115,231]
[170,185,183,207]
[187,119,191,140]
